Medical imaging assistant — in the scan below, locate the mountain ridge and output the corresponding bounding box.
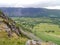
[0,7,60,17]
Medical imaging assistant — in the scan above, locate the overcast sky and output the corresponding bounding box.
[0,0,60,9]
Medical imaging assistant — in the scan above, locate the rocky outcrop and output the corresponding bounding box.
[0,11,21,37]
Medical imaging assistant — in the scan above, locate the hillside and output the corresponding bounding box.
[0,11,44,45]
[0,11,29,45]
[0,7,60,17]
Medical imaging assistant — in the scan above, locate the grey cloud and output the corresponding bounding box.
[24,0,60,8]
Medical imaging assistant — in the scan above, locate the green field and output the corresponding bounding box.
[33,23,60,45]
[12,17,60,45]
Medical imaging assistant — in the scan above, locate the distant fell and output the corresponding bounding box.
[0,7,60,17]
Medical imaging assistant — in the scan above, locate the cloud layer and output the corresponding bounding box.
[0,0,60,9]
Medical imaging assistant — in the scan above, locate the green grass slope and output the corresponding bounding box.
[0,30,28,45]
